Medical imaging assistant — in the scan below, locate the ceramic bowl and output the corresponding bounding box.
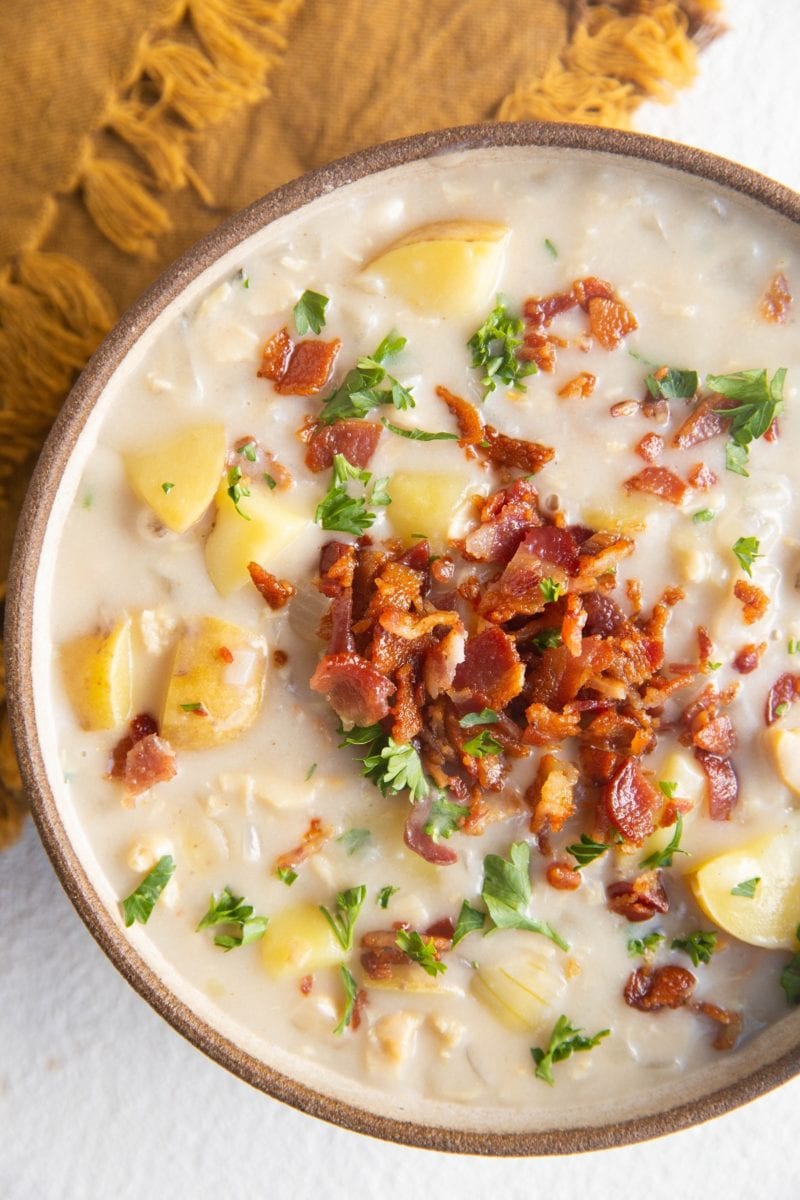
[6,121,800,1155]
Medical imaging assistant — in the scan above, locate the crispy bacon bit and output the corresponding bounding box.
[561,592,587,657]
[389,662,423,743]
[435,385,483,445]
[247,562,297,610]
[299,974,314,995]
[765,417,780,443]
[463,478,541,564]
[431,556,455,584]
[557,372,596,400]
[404,796,459,866]
[635,433,664,463]
[694,749,739,820]
[275,817,332,873]
[453,626,525,710]
[607,870,669,922]
[304,419,381,472]
[482,425,555,474]
[360,927,450,979]
[309,651,395,726]
[547,861,581,890]
[624,965,696,1011]
[110,712,159,779]
[732,642,767,674]
[604,757,659,844]
[527,753,578,842]
[624,466,689,505]
[672,395,733,450]
[697,626,713,671]
[765,672,800,724]
[586,295,638,349]
[274,338,341,396]
[693,714,736,756]
[694,1001,742,1051]
[257,326,293,381]
[760,271,792,324]
[273,649,288,668]
[733,579,769,625]
[123,733,177,797]
[610,399,639,418]
[218,645,234,664]
[523,703,581,746]
[688,462,717,490]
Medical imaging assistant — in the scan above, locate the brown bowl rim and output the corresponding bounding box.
[6,120,800,1156]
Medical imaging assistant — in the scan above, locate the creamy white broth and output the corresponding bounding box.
[40,147,800,1125]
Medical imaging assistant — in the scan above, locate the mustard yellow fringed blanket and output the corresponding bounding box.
[0,0,724,846]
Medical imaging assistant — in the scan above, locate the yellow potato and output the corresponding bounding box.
[204,479,312,597]
[160,616,267,750]
[581,493,650,535]
[60,617,133,730]
[471,951,564,1031]
[766,726,800,797]
[691,823,800,949]
[362,220,508,317]
[124,424,226,533]
[260,904,343,976]
[388,470,475,549]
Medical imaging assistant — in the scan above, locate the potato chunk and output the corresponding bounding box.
[260,904,343,976]
[160,616,267,750]
[691,822,800,949]
[388,470,475,549]
[204,480,312,597]
[60,616,133,730]
[471,950,565,1031]
[124,424,226,533]
[766,726,800,797]
[362,220,508,317]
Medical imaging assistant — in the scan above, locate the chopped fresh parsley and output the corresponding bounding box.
[238,439,257,462]
[732,536,762,577]
[337,828,371,856]
[708,660,723,671]
[196,886,268,951]
[780,929,800,1004]
[731,876,760,898]
[544,238,558,259]
[315,452,390,535]
[263,472,277,490]
[381,419,458,442]
[317,331,414,424]
[789,638,800,655]
[161,481,175,494]
[452,899,486,947]
[121,855,175,927]
[304,762,317,781]
[377,885,399,909]
[319,885,366,951]
[671,929,717,966]
[276,867,297,886]
[565,834,611,870]
[531,628,563,651]
[708,367,786,475]
[639,814,686,870]
[180,701,206,713]
[226,464,251,519]
[539,577,564,604]
[459,708,499,728]
[659,780,678,799]
[468,299,537,396]
[627,930,665,959]
[692,508,715,524]
[339,722,429,802]
[775,701,790,718]
[333,964,358,1035]
[481,842,569,950]
[644,367,698,401]
[531,1015,610,1086]
[423,795,468,841]
[395,929,447,977]
[293,289,329,336]
[462,729,502,758]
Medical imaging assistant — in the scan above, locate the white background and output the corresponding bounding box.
[3,1,800,1195]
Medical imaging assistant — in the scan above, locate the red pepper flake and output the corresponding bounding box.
[299,974,314,995]
[217,645,234,664]
[635,433,664,463]
[732,642,767,675]
[759,271,792,324]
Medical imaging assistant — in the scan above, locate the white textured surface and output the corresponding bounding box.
[3,1,800,1195]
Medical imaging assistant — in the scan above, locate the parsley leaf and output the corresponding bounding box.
[293,289,329,335]
[395,929,447,976]
[644,367,698,401]
[544,238,558,259]
[531,1015,610,1085]
[339,723,430,802]
[639,814,687,869]
[226,465,251,520]
[121,855,175,927]
[731,876,760,898]
[238,439,257,462]
[337,828,371,856]
[671,929,717,966]
[732,536,762,577]
[692,508,715,524]
[276,867,297,886]
[708,367,786,474]
[381,419,458,442]
[161,481,175,494]
[333,964,358,1035]
[659,780,678,799]
[462,729,502,758]
[317,331,414,424]
[459,708,499,728]
[481,842,569,950]
[423,795,468,841]
[780,954,800,1004]
[319,885,366,951]
[539,577,564,604]
[468,299,537,396]
[565,834,611,870]
[725,441,750,477]
[452,899,486,947]
[196,886,269,951]
[531,628,563,652]
[627,930,665,959]
[377,885,399,909]
[315,453,390,535]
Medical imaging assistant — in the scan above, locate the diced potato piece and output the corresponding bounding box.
[362,221,508,317]
[766,727,800,797]
[389,470,475,549]
[364,962,452,994]
[367,1011,423,1069]
[471,951,565,1031]
[160,616,267,750]
[672,527,712,584]
[691,822,800,948]
[260,903,343,976]
[60,616,133,730]
[124,424,226,533]
[581,494,649,535]
[205,479,312,597]
[637,750,704,865]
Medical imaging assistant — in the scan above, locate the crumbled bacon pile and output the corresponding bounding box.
[110,713,176,798]
[310,476,704,864]
[521,276,638,372]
